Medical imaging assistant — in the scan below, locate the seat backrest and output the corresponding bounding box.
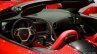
[57,35,77,49]
[51,30,78,50]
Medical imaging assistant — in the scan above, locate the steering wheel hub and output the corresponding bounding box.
[15,27,34,41]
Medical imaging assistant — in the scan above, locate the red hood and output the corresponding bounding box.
[0,2,20,11]
[0,0,62,11]
[0,0,33,11]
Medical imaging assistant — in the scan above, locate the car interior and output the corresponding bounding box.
[0,0,97,53]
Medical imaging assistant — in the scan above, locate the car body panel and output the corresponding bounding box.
[0,38,80,54]
[0,2,21,11]
[0,0,61,11]
[84,33,97,46]
[43,45,80,54]
[0,38,37,54]
[0,0,34,11]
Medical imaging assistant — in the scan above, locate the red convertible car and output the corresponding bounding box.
[0,0,97,54]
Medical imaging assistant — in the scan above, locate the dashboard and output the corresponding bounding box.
[1,18,53,46]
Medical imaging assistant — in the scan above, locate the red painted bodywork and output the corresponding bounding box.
[0,2,20,11]
[43,45,80,54]
[82,6,97,15]
[0,0,61,11]
[85,33,97,46]
[0,38,37,54]
[0,0,34,11]
[0,38,80,54]
[46,4,61,9]
[51,30,78,50]
[0,30,80,54]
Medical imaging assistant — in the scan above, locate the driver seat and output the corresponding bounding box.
[32,30,78,52]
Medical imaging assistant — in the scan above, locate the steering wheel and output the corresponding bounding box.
[11,18,37,45]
